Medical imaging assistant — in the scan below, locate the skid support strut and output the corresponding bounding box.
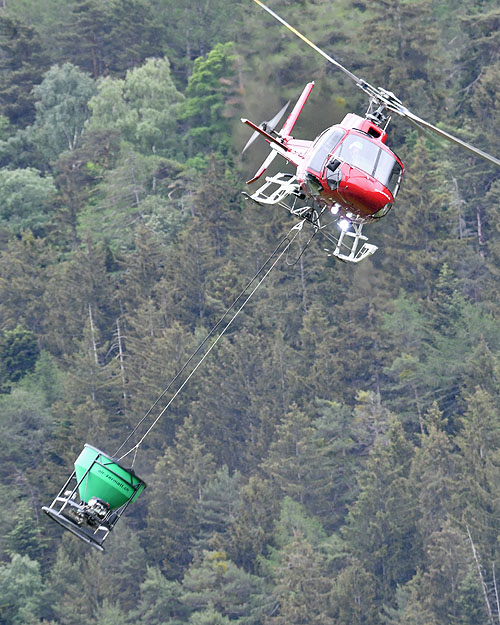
[328,222,377,263]
[243,172,378,263]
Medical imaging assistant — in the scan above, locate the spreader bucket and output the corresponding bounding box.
[42,443,146,551]
[74,444,145,509]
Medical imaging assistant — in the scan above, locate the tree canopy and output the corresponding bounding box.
[0,1,499,623]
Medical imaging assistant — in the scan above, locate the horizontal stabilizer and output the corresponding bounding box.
[247,150,278,184]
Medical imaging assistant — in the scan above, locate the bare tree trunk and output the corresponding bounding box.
[492,562,500,624]
[129,157,142,208]
[477,205,485,258]
[413,383,424,434]
[451,176,464,239]
[116,317,128,407]
[467,525,495,625]
[88,303,98,402]
[88,303,99,365]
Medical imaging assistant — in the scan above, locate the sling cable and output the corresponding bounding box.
[42,220,307,550]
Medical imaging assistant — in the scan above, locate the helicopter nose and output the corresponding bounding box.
[339,173,391,219]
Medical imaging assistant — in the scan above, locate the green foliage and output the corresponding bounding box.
[0,15,49,126]
[130,565,187,625]
[54,0,166,78]
[0,324,39,391]
[88,56,184,156]
[0,554,43,625]
[31,62,96,161]
[0,3,500,625]
[344,418,419,601]
[0,167,56,235]
[179,42,239,158]
[265,533,333,625]
[182,550,265,623]
[4,501,46,561]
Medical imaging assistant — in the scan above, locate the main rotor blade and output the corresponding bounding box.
[252,0,500,169]
[399,108,500,169]
[252,0,362,86]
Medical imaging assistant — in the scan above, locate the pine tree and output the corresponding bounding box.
[0,233,53,339]
[55,0,166,78]
[330,558,379,625]
[0,554,43,625]
[265,533,333,625]
[262,403,325,510]
[227,476,279,573]
[419,522,475,623]
[181,550,266,623]
[130,565,187,625]
[193,465,244,555]
[0,324,39,392]
[0,15,49,126]
[144,416,216,576]
[455,387,500,559]
[409,406,458,545]
[343,418,419,601]
[312,399,360,530]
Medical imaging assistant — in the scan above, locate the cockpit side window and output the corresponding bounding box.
[307,128,345,173]
[377,153,403,196]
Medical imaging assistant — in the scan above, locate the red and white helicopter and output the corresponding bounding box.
[242,0,500,263]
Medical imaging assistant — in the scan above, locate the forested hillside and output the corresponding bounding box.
[0,0,500,623]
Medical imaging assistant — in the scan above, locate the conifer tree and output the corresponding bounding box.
[144,416,216,576]
[56,0,166,78]
[265,533,333,625]
[312,399,360,530]
[262,403,324,509]
[330,558,379,625]
[193,466,243,555]
[130,565,187,625]
[0,554,43,625]
[0,324,39,392]
[455,387,500,558]
[182,550,266,623]
[409,405,458,545]
[227,476,279,573]
[0,15,49,126]
[344,418,419,601]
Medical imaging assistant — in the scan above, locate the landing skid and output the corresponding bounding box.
[243,172,377,264]
[324,223,377,264]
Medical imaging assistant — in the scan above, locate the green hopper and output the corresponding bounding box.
[42,444,146,551]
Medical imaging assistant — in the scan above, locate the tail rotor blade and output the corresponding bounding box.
[267,100,290,132]
[242,100,290,153]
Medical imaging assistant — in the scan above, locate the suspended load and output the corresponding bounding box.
[42,444,146,551]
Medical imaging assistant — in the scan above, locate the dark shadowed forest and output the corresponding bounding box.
[1,0,500,623]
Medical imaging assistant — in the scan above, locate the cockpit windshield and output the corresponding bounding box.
[307,127,345,173]
[333,134,403,196]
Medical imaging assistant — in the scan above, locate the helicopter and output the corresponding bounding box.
[242,0,500,263]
